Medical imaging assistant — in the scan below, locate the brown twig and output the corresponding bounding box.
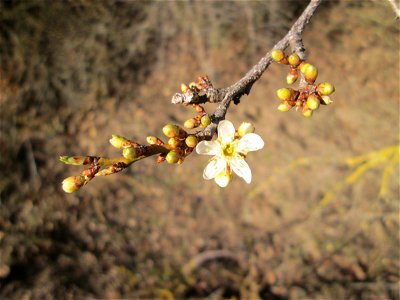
[172,0,322,140]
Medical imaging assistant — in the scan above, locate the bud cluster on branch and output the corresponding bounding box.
[60,0,330,193]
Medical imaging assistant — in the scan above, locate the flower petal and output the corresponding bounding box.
[237,133,264,154]
[203,156,226,180]
[218,120,235,144]
[215,171,231,188]
[196,140,221,156]
[231,154,252,183]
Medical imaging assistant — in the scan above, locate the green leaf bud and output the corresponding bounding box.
[109,134,131,149]
[184,119,196,129]
[185,135,198,148]
[303,109,313,118]
[277,88,294,101]
[122,147,138,160]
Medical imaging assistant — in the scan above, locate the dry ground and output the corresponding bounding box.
[0,1,399,299]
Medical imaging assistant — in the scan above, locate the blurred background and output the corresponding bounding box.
[0,0,399,299]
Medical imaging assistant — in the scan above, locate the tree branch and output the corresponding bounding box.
[172,0,322,140]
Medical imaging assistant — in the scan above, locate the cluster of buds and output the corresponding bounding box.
[171,75,215,105]
[271,49,335,118]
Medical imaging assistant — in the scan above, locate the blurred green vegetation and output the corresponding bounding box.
[0,0,399,299]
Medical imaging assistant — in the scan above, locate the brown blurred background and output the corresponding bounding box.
[0,0,399,299]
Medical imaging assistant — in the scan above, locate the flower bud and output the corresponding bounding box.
[286,69,298,85]
[277,88,296,101]
[109,134,131,149]
[317,82,335,96]
[185,135,198,148]
[320,95,333,105]
[200,114,211,127]
[168,137,180,149]
[304,64,318,84]
[166,151,180,164]
[238,122,255,137]
[278,102,292,112]
[288,53,301,66]
[306,94,320,111]
[62,176,85,193]
[184,119,197,129]
[271,49,285,62]
[303,109,313,118]
[147,136,162,145]
[122,147,138,160]
[162,124,180,138]
[181,83,189,93]
[298,62,310,74]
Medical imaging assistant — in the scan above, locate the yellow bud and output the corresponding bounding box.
[303,109,313,118]
[147,136,158,145]
[62,176,84,193]
[181,83,189,93]
[288,53,301,66]
[109,134,131,149]
[238,122,255,137]
[320,95,333,105]
[304,64,318,84]
[166,151,180,164]
[200,114,211,127]
[271,49,285,62]
[162,124,180,138]
[122,147,138,160]
[278,102,292,112]
[276,88,293,101]
[306,94,320,111]
[317,82,335,96]
[298,62,310,74]
[185,135,198,148]
[168,138,180,149]
[184,119,196,129]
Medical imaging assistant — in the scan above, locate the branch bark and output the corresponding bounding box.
[172,0,322,140]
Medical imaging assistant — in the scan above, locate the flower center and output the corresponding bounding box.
[222,142,236,157]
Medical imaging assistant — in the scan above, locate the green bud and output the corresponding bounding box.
[306,94,320,110]
[317,82,335,96]
[288,53,301,66]
[278,102,292,112]
[62,176,85,193]
[320,95,333,105]
[303,109,313,118]
[59,156,86,165]
[168,138,180,149]
[162,124,180,138]
[271,49,285,62]
[109,134,131,149]
[184,119,196,129]
[200,114,211,127]
[185,135,198,148]
[237,122,255,137]
[276,88,292,101]
[122,147,138,160]
[166,151,180,164]
[304,64,318,84]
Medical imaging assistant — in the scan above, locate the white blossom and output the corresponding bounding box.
[196,120,264,187]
